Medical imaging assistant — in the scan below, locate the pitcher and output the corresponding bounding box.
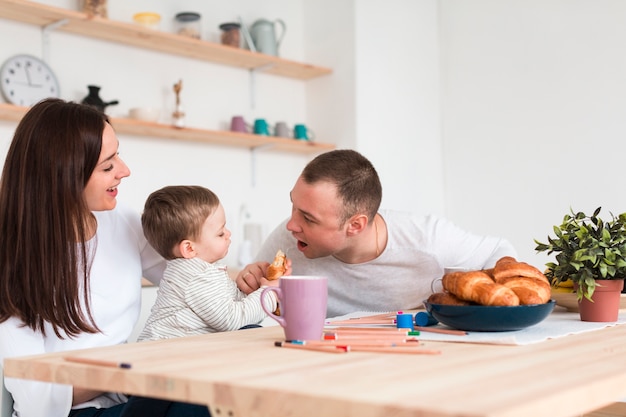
[249,18,286,56]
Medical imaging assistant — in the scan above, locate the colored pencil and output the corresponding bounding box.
[296,339,421,347]
[64,356,132,369]
[325,319,397,325]
[345,345,441,355]
[274,341,348,353]
[414,326,468,336]
[325,327,416,334]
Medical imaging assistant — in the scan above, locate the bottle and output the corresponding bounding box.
[175,12,201,39]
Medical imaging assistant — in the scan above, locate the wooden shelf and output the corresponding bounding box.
[0,103,334,154]
[0,0,332,80]
[0,1,335,154]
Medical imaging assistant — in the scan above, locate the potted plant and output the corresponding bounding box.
[534,207,626,321]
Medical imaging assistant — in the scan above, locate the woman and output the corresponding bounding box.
[0,99,209,417]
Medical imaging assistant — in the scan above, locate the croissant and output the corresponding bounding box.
[442,271,520,306]
[266,249,287,280]
[496,276,551,305]
[492,257,551,304]
[492,257,548,283]
[427,291,471,306]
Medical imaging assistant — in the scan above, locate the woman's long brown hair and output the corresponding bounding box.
[0,98,107,338]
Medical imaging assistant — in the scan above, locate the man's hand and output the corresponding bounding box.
[236,262,269,294]
[236,258,293,294]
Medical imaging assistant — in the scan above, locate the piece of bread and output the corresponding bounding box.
[427,291,472,306]
[492,256,548,283]
[442,270,520,306]
[266,250,287,280]
[491,256,551,304]
[496,276,551,305]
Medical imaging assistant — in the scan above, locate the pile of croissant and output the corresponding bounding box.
[428,256,551,306]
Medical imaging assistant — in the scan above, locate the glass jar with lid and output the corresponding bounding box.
[82,0,107,18]
[219,22,241,48]
[175,12,201,39]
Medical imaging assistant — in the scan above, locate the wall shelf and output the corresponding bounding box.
[0,0,333,80]
[0,103,335,154]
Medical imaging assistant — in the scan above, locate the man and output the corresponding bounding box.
[237,149,517,317]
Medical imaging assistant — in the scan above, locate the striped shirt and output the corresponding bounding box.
[138,257,276,341]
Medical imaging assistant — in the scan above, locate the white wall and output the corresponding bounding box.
[304,0,444,214]
[355,0,444,215]
[440,0,626,268]
[2,1,626,273]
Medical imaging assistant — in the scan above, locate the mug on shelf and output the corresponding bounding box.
[293,124,315,141]
[230,115,250,133]
[274,121,291,138]
[253,118,271,135]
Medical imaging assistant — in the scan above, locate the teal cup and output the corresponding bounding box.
[254,118,270,135]
[293,124,315,141]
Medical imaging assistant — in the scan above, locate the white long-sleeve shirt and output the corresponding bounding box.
[257,209,518,317]
[0,203,165,417]
[138,257,277,341]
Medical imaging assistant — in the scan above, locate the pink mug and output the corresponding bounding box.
[261,276,328,341]
[230,115,248,133]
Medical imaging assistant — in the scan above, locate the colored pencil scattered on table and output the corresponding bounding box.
[414,326,467,336]
[296,339,421,347]
[325,312,468,336]
[325,327,418,334]
[345,345,441,355]
[64,356,132,369]
[323,333,420,341]
[326,318,397,325]
[276,312,465,354]
[274,340,441,355]
[274,341,348,353]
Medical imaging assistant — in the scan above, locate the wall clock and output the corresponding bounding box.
[0,54,60,106]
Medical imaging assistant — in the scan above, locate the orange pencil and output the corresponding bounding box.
[325,327,415,335]
[302,339,421,347]
[323,333,420,341]
[325,319,396,325]
[274,341,348,353]
[345,345,441,355]
[414,326,467,336]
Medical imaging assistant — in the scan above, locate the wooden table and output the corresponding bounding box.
[5,319,626,417]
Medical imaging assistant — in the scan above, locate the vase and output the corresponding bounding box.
[81,85,119,113]
[577,279,624,322]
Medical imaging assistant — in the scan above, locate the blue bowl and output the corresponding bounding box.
[423,300,556,332]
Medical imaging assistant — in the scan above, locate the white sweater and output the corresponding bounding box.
[257,210,517,317]
[0,203,165,417]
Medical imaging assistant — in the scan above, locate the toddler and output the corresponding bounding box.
[138,185,277,341]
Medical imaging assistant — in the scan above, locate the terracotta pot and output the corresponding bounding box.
[577,279,624,322]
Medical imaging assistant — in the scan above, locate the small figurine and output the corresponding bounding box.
[172,79,185,128]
